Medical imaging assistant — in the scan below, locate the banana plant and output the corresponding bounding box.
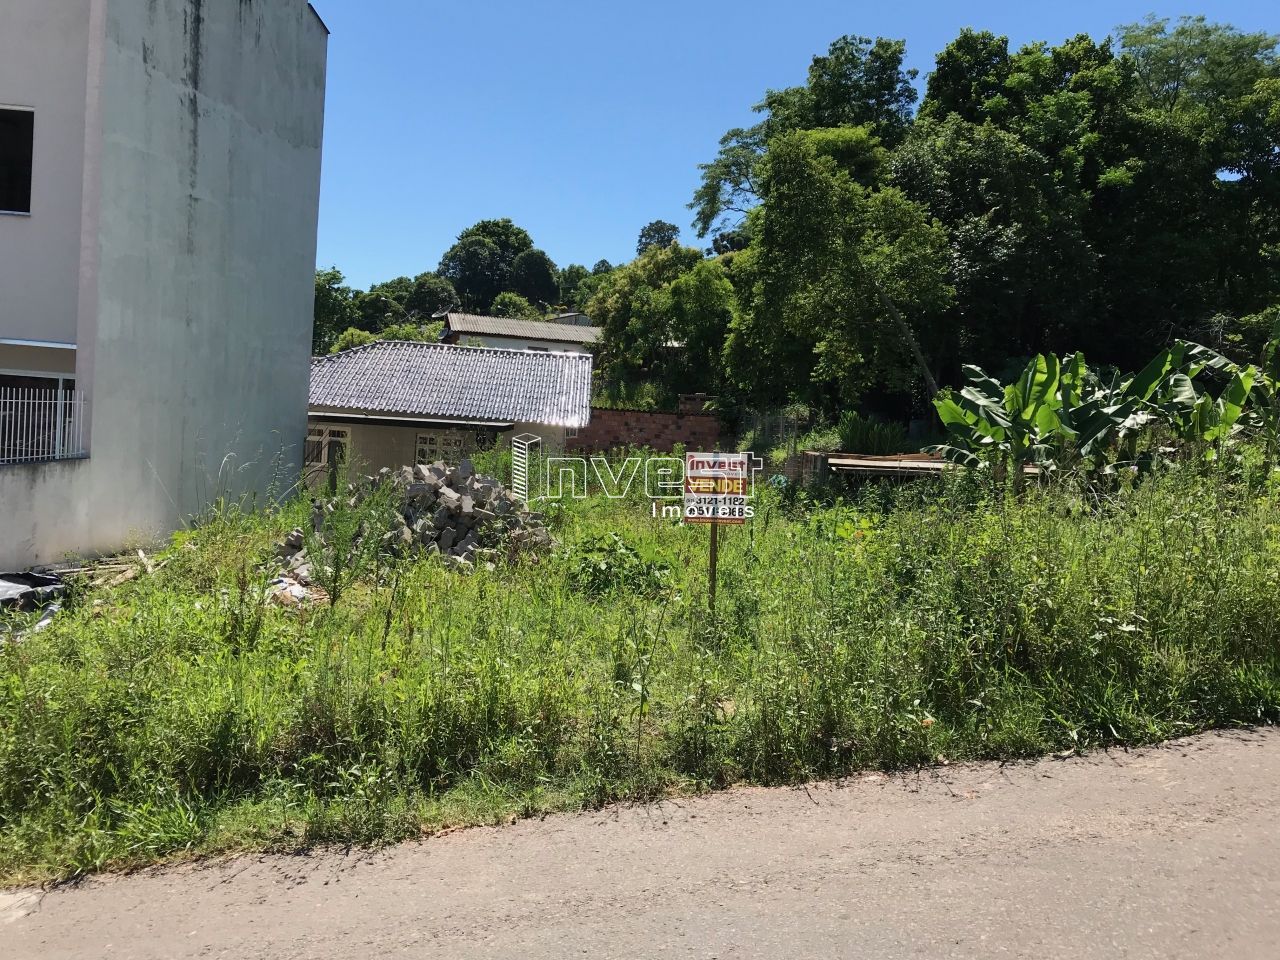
[1250,317,1280,462]
[1153,364,1257,450]
[928,334,1280,484]
[930,354,1063,492]
[1056,360,1153,469]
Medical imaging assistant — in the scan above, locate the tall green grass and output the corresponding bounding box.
[1,461,1278,883]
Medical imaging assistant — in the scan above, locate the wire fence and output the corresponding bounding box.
[0,386,88,465]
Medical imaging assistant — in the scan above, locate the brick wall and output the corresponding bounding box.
[567,406,724,454]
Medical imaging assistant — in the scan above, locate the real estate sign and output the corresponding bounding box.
[683,452,751,525]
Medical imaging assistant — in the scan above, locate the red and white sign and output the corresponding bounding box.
[684,452,751,525]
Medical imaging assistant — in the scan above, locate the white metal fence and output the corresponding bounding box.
[0,387,88,466]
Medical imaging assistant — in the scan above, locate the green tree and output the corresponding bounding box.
[891,116,1095,377]
[666,259,737,391]
[1116,17,1280,331]
[353,288,407,332]
[558,263,590,305]
[511,249,560,306]
[690,34,917,237]
[724,131,951,409]
[378,320,445,342]
[912,20,1280,372]
[587,244,704,388]
[437,219,535,312]
[456,218,534,263]
[570,272,609,313]
[405,273,458,318]
[805,36,918,140]
[1120,15,1278,114]
[711,228,751,255]
[490,291,543,321]
[919,29,1013,123]
[313,268,358,354]
[636,220,680,255]
[437,235,505,313]
[329,327,377,354]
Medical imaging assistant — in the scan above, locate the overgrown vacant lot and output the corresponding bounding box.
[3,463,1280,883]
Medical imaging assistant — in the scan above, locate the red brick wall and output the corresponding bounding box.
[567,407,724,454]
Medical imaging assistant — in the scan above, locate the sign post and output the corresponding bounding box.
[708,518,719,614]
[683,452,750,614]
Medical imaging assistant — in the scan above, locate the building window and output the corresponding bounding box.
[306,426,348,491]
[415,432,439,465]
[305,427,348,467]
[0,108,34,215]
[417,429,484,464]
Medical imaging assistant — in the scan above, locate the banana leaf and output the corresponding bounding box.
[924,443,984,469]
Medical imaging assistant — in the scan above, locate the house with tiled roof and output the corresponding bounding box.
[440,312,601,353]
[306,341,592,479]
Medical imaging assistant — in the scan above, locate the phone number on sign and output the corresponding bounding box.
[684,502,753,522]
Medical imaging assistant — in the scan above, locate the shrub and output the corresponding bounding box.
[567,533,672,598]
[837,411,910,454]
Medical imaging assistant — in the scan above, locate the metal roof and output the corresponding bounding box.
[444,313,602,344]
[309,341,593,428]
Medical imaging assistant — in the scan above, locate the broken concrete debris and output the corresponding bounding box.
[275,459,553,576]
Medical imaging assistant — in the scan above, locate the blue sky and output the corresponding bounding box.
[314,1,1276,290]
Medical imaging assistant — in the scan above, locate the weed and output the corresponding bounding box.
[1,460,1278,883]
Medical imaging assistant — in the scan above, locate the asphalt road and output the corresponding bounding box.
[4,729,1278,959]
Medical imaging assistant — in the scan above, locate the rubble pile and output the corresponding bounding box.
[276,459,552,580]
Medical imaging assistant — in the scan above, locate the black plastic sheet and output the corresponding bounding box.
[0,573,68,611]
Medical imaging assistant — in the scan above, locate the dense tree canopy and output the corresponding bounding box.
[435,218,536,313]
[724,132,951,408]
[316,220,599,353]
[690,33,919,239]
[490,291,543,321]
[679,15,1280,415]
[587,244,704,388]
[318,16,1279,424]
[510,249,560,307]
[436,235,506,313]
[313,268,358,353]
[404,273,458,318]
[636,220,681,255]
[558,263,590,306]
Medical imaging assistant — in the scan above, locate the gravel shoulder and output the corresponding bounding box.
[5,728,1279,959]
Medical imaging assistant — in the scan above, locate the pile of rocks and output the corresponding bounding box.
[378,459,552,566]
[276,460,552,577]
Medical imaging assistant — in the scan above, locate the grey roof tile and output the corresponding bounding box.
[445,313,602,344]
[309,341,593,428]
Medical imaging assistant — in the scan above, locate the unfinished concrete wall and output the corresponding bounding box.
[1,1,328,567]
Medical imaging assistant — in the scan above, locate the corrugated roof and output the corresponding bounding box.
[309,341,593,428]
[445,313,602,344]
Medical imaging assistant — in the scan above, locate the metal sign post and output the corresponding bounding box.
[708,518,719,615]
[683,452,750,614]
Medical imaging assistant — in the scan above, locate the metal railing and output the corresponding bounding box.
[0,387,88,466]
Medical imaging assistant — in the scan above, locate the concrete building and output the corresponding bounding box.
[440,313,601,354]
[307,341,592,482]
[0,1,329,568]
